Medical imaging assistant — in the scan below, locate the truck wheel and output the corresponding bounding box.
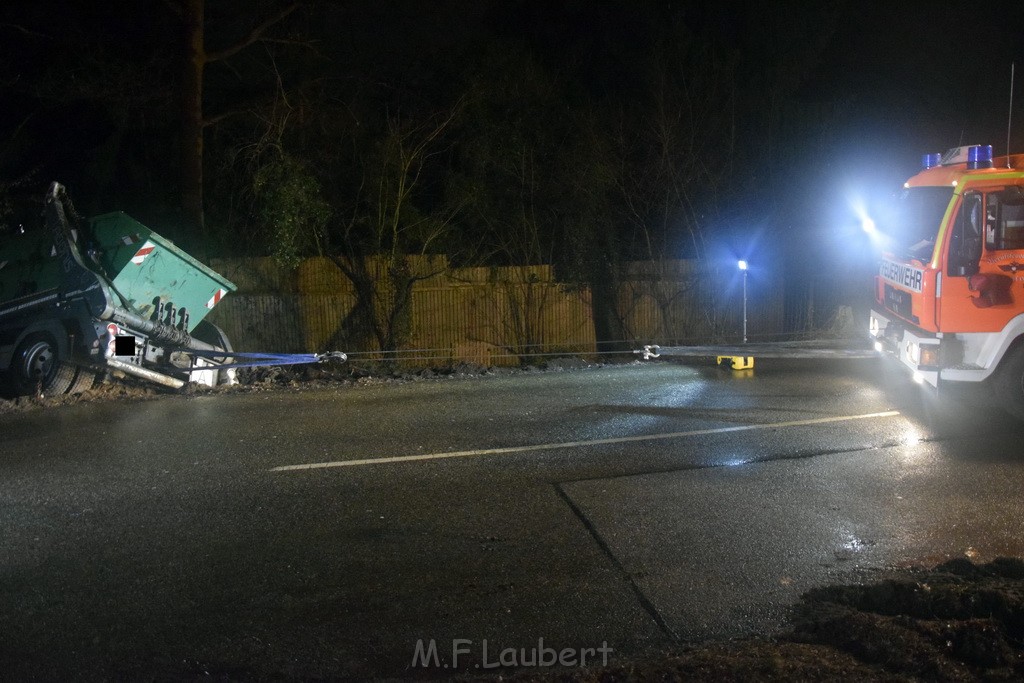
[191,320,233,353]
[67,366,96,394]
[995,344,1024,420]
[191,320,236,385]
[12,334,78,396]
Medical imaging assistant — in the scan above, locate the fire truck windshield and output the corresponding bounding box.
[882,186,955,261]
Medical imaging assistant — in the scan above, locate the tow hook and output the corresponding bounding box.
[636,345,661,360]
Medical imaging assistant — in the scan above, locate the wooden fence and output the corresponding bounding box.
[204,255,823,365]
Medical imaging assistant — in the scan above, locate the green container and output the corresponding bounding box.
[89,212,236,332]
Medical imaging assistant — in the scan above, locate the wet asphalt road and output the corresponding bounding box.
[1,358,1023,679]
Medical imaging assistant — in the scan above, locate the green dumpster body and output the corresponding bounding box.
[89,212,236,333]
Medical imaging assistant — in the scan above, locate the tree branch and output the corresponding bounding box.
[159,0,184,19]
[202,108,248,128]
[0,22,53,39]
[206,2,300,63]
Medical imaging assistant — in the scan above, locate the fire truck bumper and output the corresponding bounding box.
[869,309,941,388]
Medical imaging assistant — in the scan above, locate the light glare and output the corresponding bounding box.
[737,260,748,271]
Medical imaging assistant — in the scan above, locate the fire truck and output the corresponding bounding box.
[869,144,1024,418]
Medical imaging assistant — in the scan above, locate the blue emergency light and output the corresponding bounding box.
[967,144,993,170]
[921,152,942,169]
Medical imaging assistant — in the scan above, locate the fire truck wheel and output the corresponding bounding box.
[12,333,78,396]
[995,343,1024,420]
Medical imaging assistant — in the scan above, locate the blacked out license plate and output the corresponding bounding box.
[883,284,915,322]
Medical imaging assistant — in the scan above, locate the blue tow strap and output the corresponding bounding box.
[184,349,347,370]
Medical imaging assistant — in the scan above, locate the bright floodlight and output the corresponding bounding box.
[737,260,748,271]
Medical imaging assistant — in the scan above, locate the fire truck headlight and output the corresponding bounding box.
[912,371,925,384]
[873,341,883,353]
[906,340,919,364]
[850,198,877,236]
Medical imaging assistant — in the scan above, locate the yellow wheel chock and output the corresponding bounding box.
[717,355,754,370]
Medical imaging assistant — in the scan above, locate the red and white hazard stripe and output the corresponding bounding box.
[206,288,227,309]
[131,241,156,265]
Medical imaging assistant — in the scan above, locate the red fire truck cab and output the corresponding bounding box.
[869,144,1024,418]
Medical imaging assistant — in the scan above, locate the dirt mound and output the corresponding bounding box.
[0,358,607,413]
[234,359,498,387]
[497,558,1024,682]
[788,557,1024,679]
[0,379,160,413]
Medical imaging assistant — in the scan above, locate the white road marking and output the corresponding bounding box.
[270,410,902,472]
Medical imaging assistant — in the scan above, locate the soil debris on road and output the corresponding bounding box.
[0,357,613,413]
[493,558,1024,682]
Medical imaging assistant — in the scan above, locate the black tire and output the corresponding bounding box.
[12,333,78,396]
[191,319,233,352]
[67,366,96,394]
[995,343,1024,421]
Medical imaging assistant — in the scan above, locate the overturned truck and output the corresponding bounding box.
[1,182,264,396]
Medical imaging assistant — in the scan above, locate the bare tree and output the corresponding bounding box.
[329,103,464,358]
[471,146,560,362]
[163,0,300,238]
[598,40,739,344]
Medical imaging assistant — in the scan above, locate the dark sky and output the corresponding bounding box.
[2,1,1024,236]
[818,2,1024,151]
